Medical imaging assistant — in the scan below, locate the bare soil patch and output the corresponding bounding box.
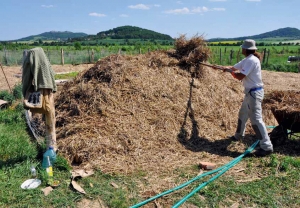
[0,64,94,91]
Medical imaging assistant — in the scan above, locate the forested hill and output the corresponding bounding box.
[208,27,300,42]
[95,26,173,40]
[17,31,88,41]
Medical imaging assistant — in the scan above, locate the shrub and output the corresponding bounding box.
[0,90,14,103]
[13,84,23,99]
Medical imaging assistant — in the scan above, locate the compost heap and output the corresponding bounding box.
[55,35,273,175]
[263,90,300,123]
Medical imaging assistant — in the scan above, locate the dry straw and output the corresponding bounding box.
[54,35,282,184]
[263,90,300,123]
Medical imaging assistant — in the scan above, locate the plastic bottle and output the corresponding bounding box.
[30,165,37,178]
[42,147,56,168]
[45,156,53,184]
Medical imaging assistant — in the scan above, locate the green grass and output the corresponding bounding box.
[0,86,300,207]
[55,72,79,80]
[209,45,300,72]
[0,107,138,207]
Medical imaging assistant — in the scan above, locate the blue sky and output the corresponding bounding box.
[1,0,300,41]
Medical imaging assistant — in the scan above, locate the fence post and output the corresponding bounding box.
[262,48,267,63]
[219,48,222,64]
[139,48,142,54]
[61,48,64,65]
[237,48,240,63]
[4,47,8,65]
[91,49,94,63]
[47,48,50,63]
[266,49,270,65]
[229,50,234,64]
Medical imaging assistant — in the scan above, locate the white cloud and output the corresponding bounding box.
[209,0,227,1]
[128,4,150,10]
[89,13,106,17]
[164,7,190,14]
[41,5,54,8]
[120,14,129,17]
[164,6,225,15]
[191,7,209,13]
[245,0,261,1]
[211,8,226,11]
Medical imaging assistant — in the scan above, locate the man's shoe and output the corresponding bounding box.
[252,148,273,157]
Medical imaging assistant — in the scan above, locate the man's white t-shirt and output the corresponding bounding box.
[233,54,263,92]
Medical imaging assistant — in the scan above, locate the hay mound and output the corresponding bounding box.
[54,36,252,175]
[264,90,300,125]
[170,34,211,78]
[264,90,300,111]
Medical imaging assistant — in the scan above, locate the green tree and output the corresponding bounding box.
[74,42,82,50]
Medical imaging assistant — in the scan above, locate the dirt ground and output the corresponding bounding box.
[1,63,299,93]
[0,64,94,91]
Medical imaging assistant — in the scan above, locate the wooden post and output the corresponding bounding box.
[262,48,267,63]
[229,50,234,64]
[61,48,64,65]
[4,47,8,65]
[47,48,50,63]
[0,63,12,93]
[118,49,121,55]
[139,48,142,54]
[91,49,94,63]
[237,48,240,63]
[219,48,222,64]
[266,49,270,65]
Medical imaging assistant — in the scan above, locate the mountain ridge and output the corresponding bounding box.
[207,27,300,42]
[16,31,89,41]
[5,26,300,42]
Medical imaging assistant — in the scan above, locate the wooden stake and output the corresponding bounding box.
[0,63,12,93]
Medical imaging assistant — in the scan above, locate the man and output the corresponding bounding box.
[214,39,273,157]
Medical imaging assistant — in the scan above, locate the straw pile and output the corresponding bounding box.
[171,34,211,78]
[263,90,300,123]
[54,35,262,176]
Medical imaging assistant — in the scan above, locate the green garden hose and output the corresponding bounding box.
[130,140,259,208]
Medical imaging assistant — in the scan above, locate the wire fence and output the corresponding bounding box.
[0,48,145,66]
[1,47,300,72]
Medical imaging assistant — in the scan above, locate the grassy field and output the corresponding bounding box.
[209,45,300,72]
[0,84,300,207]
[1,44,299,73]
